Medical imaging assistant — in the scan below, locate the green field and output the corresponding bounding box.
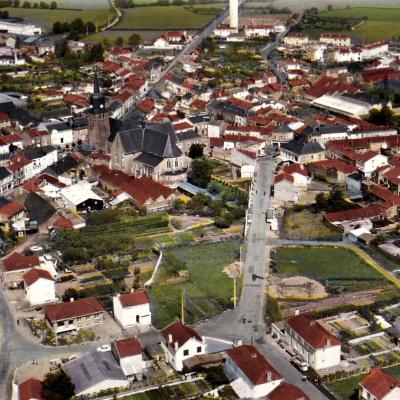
[319,7,400,41]
[3,7,115,31]
[18,0,110,7]
[281,209,341,241]
[275,246,390,292]
[150,240,241,328]
[115,6,218,30]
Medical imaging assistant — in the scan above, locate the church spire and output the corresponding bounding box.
[94,68,100,94]
[90,68,106,114]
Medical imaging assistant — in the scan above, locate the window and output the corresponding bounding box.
[167,160,171,168]
[183,349,189,356]
[197,346,202,353]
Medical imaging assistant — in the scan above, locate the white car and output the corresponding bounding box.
[97,344,111,352]
[30,246,43,253]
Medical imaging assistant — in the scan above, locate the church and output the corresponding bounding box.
[87,72,192,188]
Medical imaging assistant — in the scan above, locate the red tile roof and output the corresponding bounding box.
[325,204,386,223]
[114,337,142,359]
[369,185,400,207]
[267,383,310,400]
[137,99,155,114]
[310,159,357,174]
[19,378,43,400]
[287,314,341,350]
[23,268,53,286]
[227,345,282,386]
[161,320,202,348]
[173,122,193,132]
[118,290,149,308]
[283,163,308,177]
[0,134,22,145]
[52,216,73,230]
[0,112,10,122]
[3,252,40,272]
[274,173,294,184]
[0,201,24,218]
[44,297,104,323]
[360,368,399,400]
[306,76,359,99]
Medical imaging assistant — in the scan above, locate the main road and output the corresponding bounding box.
[195,149,329,399]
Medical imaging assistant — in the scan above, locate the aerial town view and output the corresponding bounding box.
[0,0,399,399]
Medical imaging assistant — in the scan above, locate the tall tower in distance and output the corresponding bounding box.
[229,0,238,30]
[87,70,111,153]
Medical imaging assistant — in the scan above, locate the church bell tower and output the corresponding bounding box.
[87,70,111,152]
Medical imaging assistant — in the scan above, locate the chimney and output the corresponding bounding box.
[174,341,179,351]
[267,371,272,382]
[70,298,74,302]
[326,338,331,347]
[168,334,173,343]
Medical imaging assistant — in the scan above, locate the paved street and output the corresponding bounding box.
[195,150,329,399]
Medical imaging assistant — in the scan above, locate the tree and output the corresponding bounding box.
[187,193,209,211]
[368,105,395,126]
[189,158,212,188]
[69,17,85,34]
[86,42,104,62]
[42,370,75,400]
[128,33,141,46]
[39,1,49,8]
[55,39,68,57]
[188,143,204,159]
[52,21,62,34]
[62,287,81,302]
[12,0,19,6]
[22,0,30,7]
[327,4,333,10]
[84,21,96,34]
[114,36,124,46]
[50,0,57,8]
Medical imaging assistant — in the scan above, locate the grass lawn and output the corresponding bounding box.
[328,374,366,400]
[150,239,241,328]
[319,7,400,42]
[385,364,400,379]
[4,7,115,31]
[123,382,205,399]
[115,6,218,30]
[84,30,161,45]
[281,209,341,240]
[275,246,390,292]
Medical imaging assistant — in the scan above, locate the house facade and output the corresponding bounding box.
[113,290,151,328]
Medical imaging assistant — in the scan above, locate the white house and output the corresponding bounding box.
[60,181,104,212]
[23,267,55,306]
[244,24,273,38]
[160,320,206,372]
[284,33,309,46]
[362,41,388,60]
[225,345,283,399]
[214,24,236,38]
[359,368,400,400]
[320,33,351,47]
[333,47,362,63]
[113,337,144,379]
[113,290,151,328]
[0,20,41,35]
[37,121,74,147]
[355,151,388,177]
[284,314,342,370]
[274,174,300,202]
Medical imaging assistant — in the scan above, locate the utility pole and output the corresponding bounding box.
[233,277,237,308]
[181,289,185,324]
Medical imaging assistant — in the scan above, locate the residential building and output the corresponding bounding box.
[280,139,325,164]
[23,267,56,306]
[60,181,104,212]
[160,320,206,372]
[284,314,341,370]
[225,345,283,399]
[266,383,310,400]
[113,337,144,378]
[2,252,40,288]
[284,33,309,46]
[359,368,400,400]
[44,297,105,335]
[320,33,351,47]
[113,290,151,328]
[18,377,43,400]
[63,351,129,396]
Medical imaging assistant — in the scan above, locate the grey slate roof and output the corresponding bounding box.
[44,154,79,176]
[22,145,56,161]
[134,152,163,167]
[63,351,127,396]
[281,139,324,156]
[24,192,56,225]
[0,166,11,180]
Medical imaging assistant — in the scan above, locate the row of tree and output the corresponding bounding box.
[0,0,58,8]
[52,18,95,35]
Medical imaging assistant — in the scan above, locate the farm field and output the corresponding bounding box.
[274,246,390,292]
[150,239,241,328]
[271,0,400,11]
[3,7,115,32]
[19,0,110,7]
[114,6,219,30]
[319,7,400,42]
[281,209,341,240]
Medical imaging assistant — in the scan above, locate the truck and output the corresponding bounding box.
[266,208,274,222]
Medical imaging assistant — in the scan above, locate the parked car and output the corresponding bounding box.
[97,344,111,352]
